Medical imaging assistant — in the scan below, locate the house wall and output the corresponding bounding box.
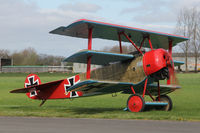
[173,57,200,71]
[1,66,72,73]
[73,63,101,73]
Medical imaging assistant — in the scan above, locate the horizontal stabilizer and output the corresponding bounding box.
[63,50,134,65]
[10,79,64,93]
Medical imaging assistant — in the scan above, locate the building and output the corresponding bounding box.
[173,53,200,71]
[0,58,12,72]
[73,63,101,73]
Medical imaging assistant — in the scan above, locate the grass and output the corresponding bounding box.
[0,72,200,121]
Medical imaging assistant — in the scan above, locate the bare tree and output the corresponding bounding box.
[0,49,10,58]
[0,48,65,66]
[102,45,136,54]
[37,54,64,66]
[176,8,194,72]
[176,7,200,72]
[193,10,200,72]
[12,47,39,65]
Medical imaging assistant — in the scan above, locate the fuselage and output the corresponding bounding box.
[79,48,171,84]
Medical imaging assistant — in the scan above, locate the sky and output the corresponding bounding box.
[1,0,200,56]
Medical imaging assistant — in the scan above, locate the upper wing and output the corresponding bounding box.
[50,19,189,49]
[63,50,134,65]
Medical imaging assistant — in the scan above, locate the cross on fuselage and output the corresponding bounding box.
[26,76,39,88]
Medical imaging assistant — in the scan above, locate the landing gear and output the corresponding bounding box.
[156,95,173,111]
[127,94,145,112]
[126,82,173,112]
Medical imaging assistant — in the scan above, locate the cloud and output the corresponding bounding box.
[59,2,101,13]
[120,0,200,24]
[118,0,200,34]
[1,0,199,57]
[173,0,200,10]
[120,0,174,23]
[0,0,103,56]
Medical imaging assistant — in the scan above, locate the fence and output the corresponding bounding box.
[1,66,72,73]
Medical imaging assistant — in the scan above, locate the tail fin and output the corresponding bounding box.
[10,74,82,105]
[24,74,41,99]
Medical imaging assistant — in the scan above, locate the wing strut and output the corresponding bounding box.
[167,40,173,85]
[142,78,148,98]
[168,40,172,56]
[157,81,161,101]
[148,36,153,50]
[86,55,92,79]
[121,32,143,55]
[118,33,123,53]
[86,28,93,79]
[139,37,147,49]
[88,28,93,50]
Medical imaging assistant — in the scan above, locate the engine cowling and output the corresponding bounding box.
[143,48,173,80]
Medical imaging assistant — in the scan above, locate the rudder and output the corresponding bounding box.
[24,74,41,99]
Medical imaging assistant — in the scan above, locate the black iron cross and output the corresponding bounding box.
[26,76,39,88]
[64,77,74,92]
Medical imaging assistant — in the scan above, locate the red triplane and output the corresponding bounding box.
[10,19,188,112]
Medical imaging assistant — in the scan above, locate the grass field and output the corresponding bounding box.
[0,72,200,121]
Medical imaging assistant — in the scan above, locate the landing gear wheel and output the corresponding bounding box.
[127,94,145,112]
[156,95,173,111]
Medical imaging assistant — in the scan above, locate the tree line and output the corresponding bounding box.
[0,47,65,66]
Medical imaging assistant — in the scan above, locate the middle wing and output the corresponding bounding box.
[63,50,134,65]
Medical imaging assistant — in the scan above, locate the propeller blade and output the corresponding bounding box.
[167,65,178,86]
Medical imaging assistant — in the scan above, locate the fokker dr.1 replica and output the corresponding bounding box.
[10,19,188,112]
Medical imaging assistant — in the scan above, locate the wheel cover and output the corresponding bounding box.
[160,97,171,111]
[156,95,172,111]
[128,96,143,112]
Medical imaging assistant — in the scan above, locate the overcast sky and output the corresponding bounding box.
[1,0,200,56]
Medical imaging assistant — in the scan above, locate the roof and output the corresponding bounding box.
[50,19,189,49]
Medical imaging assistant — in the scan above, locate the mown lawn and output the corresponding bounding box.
[0,72,200,121]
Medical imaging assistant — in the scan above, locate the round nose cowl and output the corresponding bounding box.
[143,49,170,76]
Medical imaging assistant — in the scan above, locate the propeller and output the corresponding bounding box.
[166,53,179,86]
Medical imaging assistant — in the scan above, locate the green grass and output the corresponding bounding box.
[0,72,200,121]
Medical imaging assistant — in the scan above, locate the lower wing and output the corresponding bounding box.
[10,76,180,99]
